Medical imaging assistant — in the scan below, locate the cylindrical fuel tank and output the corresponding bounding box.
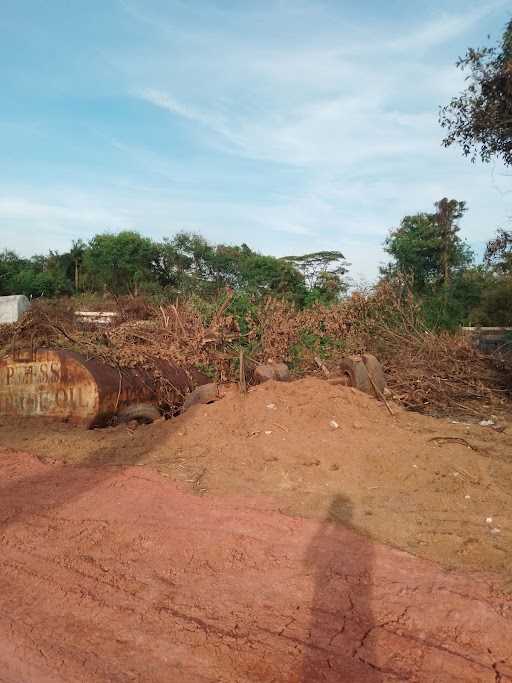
[0,348,208,427]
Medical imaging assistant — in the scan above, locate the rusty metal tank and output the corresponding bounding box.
[0,348,207,427]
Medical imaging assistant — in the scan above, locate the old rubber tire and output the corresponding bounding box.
[118,403,161,424]
[337,356,371,395]
[182,383,219,412]
[253,363,290,384]
[362,353,386,397]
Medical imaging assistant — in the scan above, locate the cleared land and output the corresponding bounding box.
[1,378,512,681]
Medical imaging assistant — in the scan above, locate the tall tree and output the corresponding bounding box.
[69,240,86,291]
[383,201,472,293]
[434,198,467,293]
[440,18,512,165]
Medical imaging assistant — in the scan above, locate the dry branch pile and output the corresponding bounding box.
[0,287,509,418]
[342,282,508,416]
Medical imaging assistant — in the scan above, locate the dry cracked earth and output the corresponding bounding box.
[1,378,512,682]
[1,450,511,682]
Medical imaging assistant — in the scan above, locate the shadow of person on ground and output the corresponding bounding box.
[302,494,382,682]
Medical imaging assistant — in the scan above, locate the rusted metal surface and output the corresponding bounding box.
[0,348,207,427]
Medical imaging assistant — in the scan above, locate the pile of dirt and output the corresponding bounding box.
[2,377,511,575]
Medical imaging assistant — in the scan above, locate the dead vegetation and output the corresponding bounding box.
[0,283,509,418]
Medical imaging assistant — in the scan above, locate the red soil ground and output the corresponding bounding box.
[2,378,511,574]
[1,448,511,682]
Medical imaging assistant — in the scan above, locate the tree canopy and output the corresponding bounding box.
[440,18,512,165]
[281,251,349,304]
[83,231,160,296]
[485,228,512,273]
[383,199,472,292]
[0,232,311,304]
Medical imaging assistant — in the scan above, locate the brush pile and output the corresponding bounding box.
[0,284,509,418]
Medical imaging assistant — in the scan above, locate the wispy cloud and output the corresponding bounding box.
[2,0,511,278]
[385,1,507,52]
[138,88,246,151]
[128,1,501,172]
[140,89,222,132]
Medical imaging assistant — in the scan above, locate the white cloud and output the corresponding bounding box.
[139,89,224,134]
[385,1,505,52]
[3,0,511,280]
[0,196,125,234]
[129,3,489,172]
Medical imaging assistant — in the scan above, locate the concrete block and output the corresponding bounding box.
[0,295,30,324]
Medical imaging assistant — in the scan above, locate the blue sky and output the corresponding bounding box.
[1,0,511,281]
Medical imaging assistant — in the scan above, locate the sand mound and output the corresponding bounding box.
[0,378,511,574]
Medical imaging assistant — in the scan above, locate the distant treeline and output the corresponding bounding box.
[1,197,511,329]
[0,231,349,307]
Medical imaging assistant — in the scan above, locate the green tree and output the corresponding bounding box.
[170,233,217,284]
[0,249,72,298]
[383,213,442,290]
[237,250,305,299]
[82,231,160,295]
[421,267,489,328]
[439,19,512,327]
[160,233,306,301]
[440,18,512,165]
[280,251,349,303]
[12,267,71,298]
[477,229,512,326]
[154,238,193,291]
[434,198,467,295]
[466,268,512,326]
[485,228,512,273]
[68,240,87,291]
[0,250,24,295]
[383,201,472,293]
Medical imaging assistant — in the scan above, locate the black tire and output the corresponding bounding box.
[182,383,219,412]
[117,403,161,424]
[337,356,371,394]
[362,353,386,397]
